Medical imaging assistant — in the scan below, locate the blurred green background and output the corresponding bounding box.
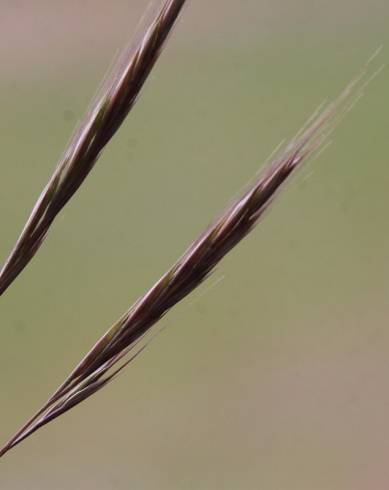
[1,1,389,488]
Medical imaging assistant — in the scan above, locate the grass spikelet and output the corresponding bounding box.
[0,64,374,458]
[0,0,187,297]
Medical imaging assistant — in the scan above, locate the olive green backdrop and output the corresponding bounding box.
[1,1,388,488]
